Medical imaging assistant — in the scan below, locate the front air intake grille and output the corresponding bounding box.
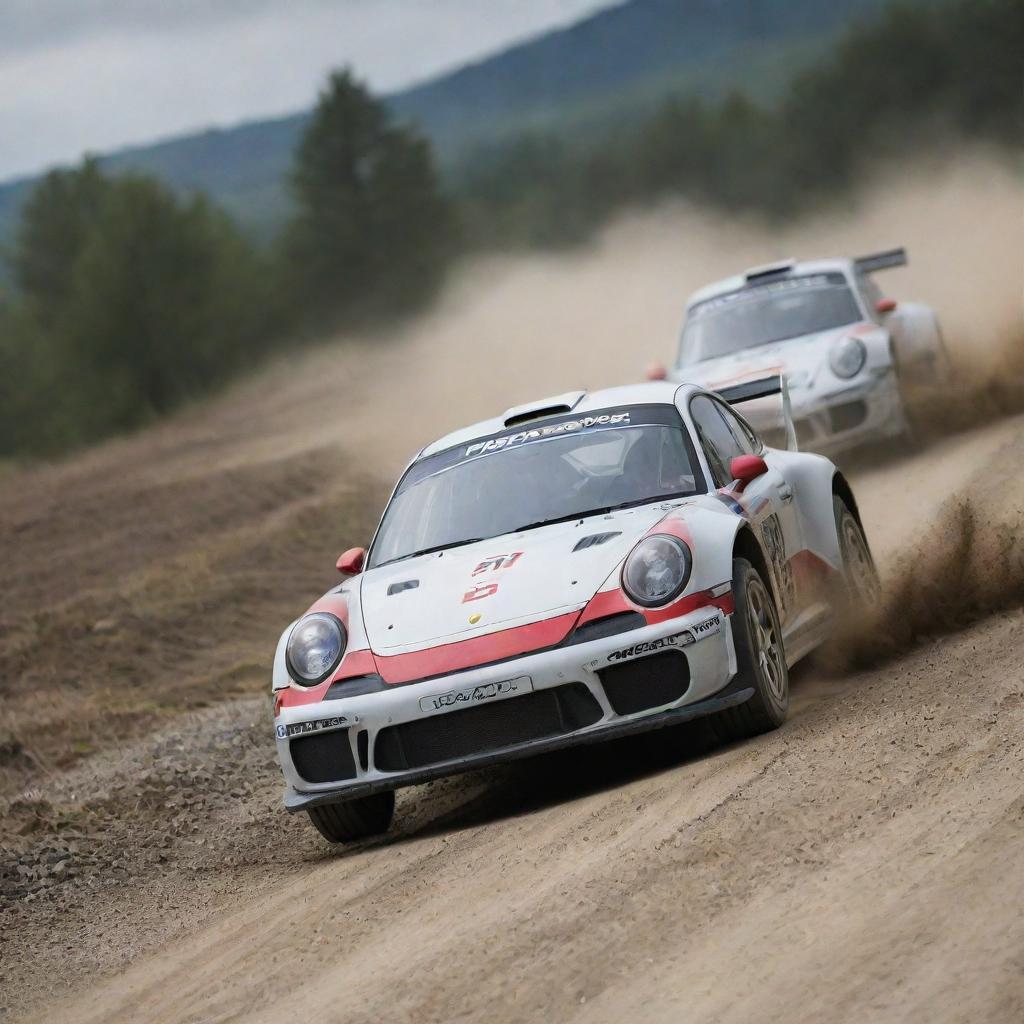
[374,683,602,772]
[828,400,868,434]
[598,650,690,716]
[325,674,386,700]
[290,729,358,784]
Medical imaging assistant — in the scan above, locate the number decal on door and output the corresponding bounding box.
[760,513,795,612]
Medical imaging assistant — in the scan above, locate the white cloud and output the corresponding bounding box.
[0,0,617,180]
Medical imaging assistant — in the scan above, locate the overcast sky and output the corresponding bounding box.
[0,0,617,182]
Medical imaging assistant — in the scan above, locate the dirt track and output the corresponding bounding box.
[2,155,1023,1022]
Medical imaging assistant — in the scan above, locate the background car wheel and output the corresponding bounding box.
[707,557,788,743]
[833,495,881,614]
[306,790,395,843]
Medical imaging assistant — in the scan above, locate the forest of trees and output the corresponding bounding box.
[0,73,453,455]
[0,0,1020,458]
[457,0,1023,246]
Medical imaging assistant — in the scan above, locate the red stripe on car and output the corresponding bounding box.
[373,611,580,685]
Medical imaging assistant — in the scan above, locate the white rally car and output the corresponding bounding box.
[272,380,877,843]
[647,249,948,455]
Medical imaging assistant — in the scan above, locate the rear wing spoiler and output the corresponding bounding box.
[854,247,907,274]
[717,374,798,452]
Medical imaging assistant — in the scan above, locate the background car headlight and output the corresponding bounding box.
[286,613,346,686]
[622,535,692,607]
[829,336,867,378]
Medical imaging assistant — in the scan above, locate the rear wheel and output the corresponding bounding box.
[707,557,788,743]
[307,790,395,844]
[834,495,880,613]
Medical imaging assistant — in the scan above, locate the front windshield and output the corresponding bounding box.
[369,406,702,568]
[679,273,862,364]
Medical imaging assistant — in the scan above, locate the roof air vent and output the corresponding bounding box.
[502,390,587,429]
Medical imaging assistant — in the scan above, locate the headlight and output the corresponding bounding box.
[286,613,346,686]
[621,535,692,607]
[829,336,867,379]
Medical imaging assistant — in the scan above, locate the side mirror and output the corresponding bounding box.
[729,455,769,491]
[336,547,365,576]
[875,297,897,315]
[645,362,668,381]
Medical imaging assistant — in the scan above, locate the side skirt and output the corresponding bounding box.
[782,601,833,666]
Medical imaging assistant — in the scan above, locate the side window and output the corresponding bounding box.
[855,271,883,321]
[689,395,747,488]
[718,403,761,455]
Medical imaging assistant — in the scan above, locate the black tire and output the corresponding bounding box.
[707,557,789,744]
[307,790,395,844]
[833,495,880,616]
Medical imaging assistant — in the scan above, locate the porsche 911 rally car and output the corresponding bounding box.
[272,379,878,843]
[646,249,948,455]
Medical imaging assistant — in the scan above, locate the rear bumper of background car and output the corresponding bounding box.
[276,606,739,812]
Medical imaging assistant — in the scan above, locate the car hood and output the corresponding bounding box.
[672,325,859,391]
[358,503,688,655]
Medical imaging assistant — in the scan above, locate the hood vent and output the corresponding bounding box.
[387,579,419,595]
[573,531,622,552]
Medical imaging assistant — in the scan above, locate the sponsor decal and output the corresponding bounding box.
[603,615,723,664]
[464,413,631,458]
[606,632,693,662]
[472,551,523,576]
[463,581,499,603]
[419,676,532,714]
[689,614,723,638]
[280,716,350,739]
[691,273,844,319]
[714,490,748,518]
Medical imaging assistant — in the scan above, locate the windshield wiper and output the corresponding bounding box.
[512,493,692,534]
[605,492,692,512]
[511,510,611,533]
[379,536,488,567]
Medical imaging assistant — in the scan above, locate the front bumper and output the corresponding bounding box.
[755,368,907,456]
[275,607,739,812]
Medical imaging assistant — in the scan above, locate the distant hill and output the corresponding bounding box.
[0,0,932,258]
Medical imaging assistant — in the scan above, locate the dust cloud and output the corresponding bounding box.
[337,148,1021,476]
[826,493,1024,670]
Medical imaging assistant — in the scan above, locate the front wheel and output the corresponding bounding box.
[707,557,788,743]
[307,790,395,844]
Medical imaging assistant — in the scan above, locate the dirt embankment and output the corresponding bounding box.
[1,151,1022,1023]
[3,418,1023,1022]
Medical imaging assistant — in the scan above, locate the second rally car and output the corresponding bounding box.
[272,380,877,843]
[647,249,949,455]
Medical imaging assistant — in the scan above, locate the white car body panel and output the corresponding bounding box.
[361,506,672,653]
[272,382,860,811]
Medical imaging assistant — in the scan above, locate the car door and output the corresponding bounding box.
[688,394,804,623]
